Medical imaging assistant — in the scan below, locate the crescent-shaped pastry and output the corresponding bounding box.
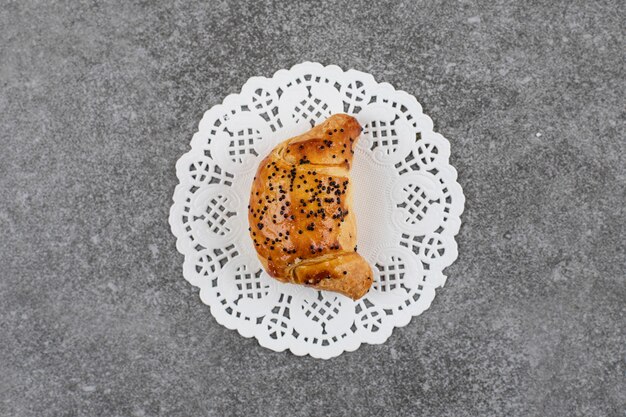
[248,114,373,300]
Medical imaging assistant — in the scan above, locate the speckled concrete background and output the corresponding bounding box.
[1,0,624,416]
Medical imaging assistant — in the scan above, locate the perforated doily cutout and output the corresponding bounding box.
[170,62,465,359]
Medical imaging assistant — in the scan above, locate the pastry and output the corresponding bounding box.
[248,114,373,300]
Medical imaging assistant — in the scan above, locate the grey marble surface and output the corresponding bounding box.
[1,0,625,416]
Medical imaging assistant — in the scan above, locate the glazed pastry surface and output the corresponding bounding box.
[248,114,373,299]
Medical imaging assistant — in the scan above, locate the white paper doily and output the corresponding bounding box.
[169,62,464,359]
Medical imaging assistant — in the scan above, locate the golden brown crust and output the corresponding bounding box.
[248,114,373,300]
[293,252,373,300]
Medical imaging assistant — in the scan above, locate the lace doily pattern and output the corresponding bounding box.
[170,62,464,358]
